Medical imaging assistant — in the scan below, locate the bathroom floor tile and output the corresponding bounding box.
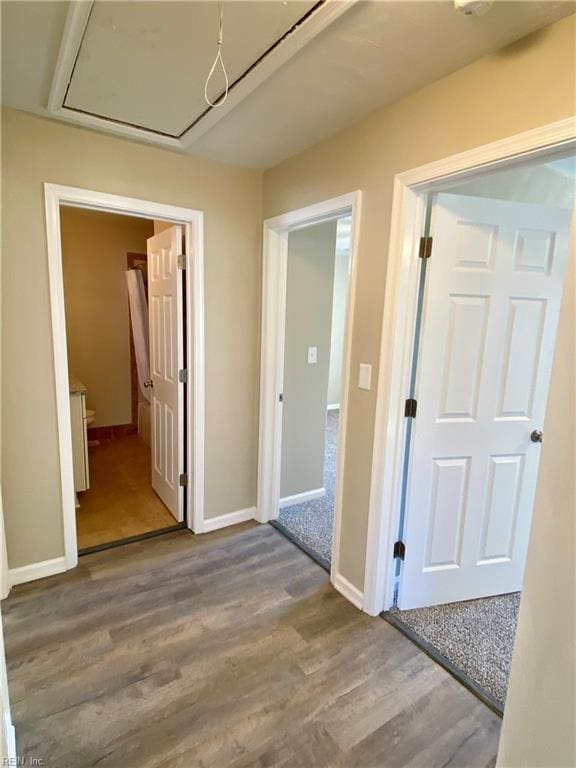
[76,434,177,550]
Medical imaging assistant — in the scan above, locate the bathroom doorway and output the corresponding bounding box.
[45,185,204,566]
[62,209,185,551]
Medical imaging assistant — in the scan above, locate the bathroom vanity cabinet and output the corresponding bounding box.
[69,378,90,492]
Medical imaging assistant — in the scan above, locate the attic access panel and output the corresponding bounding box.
[62,0,318,138]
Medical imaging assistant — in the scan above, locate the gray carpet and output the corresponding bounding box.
[391,591,521,707]
[278,410,338,563]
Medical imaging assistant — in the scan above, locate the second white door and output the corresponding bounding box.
[399,193,571,610]
[147,225,184,522]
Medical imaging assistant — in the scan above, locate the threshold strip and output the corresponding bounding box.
[269,520,331,573]
[381,610,504,718]
[78,523,188,557]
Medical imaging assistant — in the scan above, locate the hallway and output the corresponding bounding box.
[2,524,500,768]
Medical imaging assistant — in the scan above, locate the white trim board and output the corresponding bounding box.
[333,573,363,611]
[257,190,362,609]
[279,487,325,509]
[327,403,340,411]
[0,617,16,764]
[44,184,206,572]
[202,507,256,533]
[3,711,16,764]
[8,556,67,588]
[363,117,576,617]
[46,1,359,151]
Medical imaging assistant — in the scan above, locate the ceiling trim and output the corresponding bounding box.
[46,0,359,151]
[47,0,93,116]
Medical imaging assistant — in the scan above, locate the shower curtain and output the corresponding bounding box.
[125,269,151,403]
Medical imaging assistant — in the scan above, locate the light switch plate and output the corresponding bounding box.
[307,346,318,364]
[358,363,372,390]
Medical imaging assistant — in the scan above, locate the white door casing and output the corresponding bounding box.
[399,193,572,609]
[148,226,184,522]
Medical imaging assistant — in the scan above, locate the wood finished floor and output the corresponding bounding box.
[76,434,176,550]
[2,524,501,768]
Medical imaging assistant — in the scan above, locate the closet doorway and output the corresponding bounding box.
[45,185,204,566]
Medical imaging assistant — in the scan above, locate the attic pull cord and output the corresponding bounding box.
[204,3,229,108]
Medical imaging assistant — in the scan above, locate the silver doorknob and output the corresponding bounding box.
[530,429,543,443]
[144,380,154,389]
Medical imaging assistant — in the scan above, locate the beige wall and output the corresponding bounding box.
[497,237,575,768]
[263,14,576,590]
[281,221,337,499]
[61,207,153,427]
[1,107,261,568]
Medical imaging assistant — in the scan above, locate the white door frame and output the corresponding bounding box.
[257,191,362,589]
[363,117,576,616]
[44,184,205,569]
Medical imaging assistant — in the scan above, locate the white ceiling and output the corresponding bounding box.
[2,1,575,169]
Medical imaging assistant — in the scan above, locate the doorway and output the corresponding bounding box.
[44,185,204,569]
[61,209,187,551]
[257,192,361,601]
[386,152,575,711]
[274,216,351,568]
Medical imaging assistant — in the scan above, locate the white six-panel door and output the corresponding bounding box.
[147,226,184,522]
[399,194,571,609]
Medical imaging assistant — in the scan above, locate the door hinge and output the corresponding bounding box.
[179,472,188,487]
[418,236,433,260]
[177,254,186,270]
[178,368,188,384]
[279,393,284,403]
[405,398,417,418]
[393,540,406,560]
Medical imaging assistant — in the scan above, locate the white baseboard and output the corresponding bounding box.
[3,711,16,761]
[332,572,364,610]
[327,403,340,411]
[8,556,67,588]
[202,507,256,533]
[279,487,325,509]
[0,566,10,600]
